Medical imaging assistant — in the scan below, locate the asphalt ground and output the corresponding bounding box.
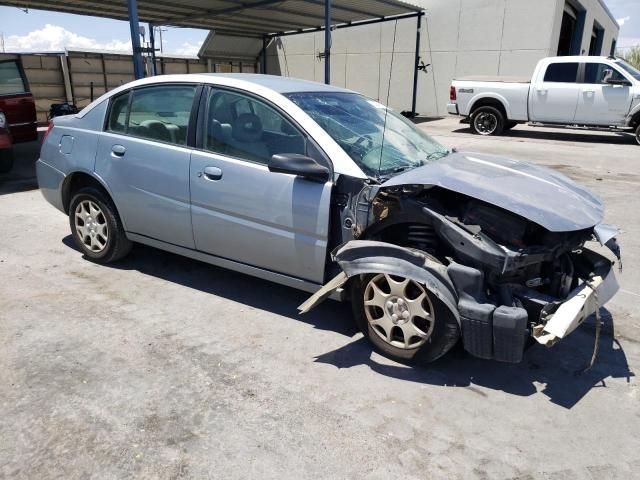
[1,119,638,479]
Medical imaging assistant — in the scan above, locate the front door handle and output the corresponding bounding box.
[202,166,223,181]
[111,144,126,157]
[537,89,548,95]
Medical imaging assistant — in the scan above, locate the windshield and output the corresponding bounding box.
[616,59,640,81]
[286,92,449,178]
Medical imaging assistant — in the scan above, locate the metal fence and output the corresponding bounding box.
[0,50,256,124]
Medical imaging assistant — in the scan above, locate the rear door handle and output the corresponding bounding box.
[537,89,548,95]
[111,144,126,157]
[202,166,223,181]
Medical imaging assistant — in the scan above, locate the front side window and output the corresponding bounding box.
[204,89,307,165]
[287,92,449,179]
[584,63,627,84]
[106,84,196,145]
[0,60,27,96]
[543,62,579,83]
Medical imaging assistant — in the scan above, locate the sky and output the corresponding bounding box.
[0,0,639,56]
[0,7,207,56]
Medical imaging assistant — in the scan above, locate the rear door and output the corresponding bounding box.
[0,59,37,142]
[573,62,634,126]
[189,86,332,283]
[94,83,199,248]
[529,61,581,123]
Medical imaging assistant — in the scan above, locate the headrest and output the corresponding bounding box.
[210,119,232,143]
[232,113,263,142]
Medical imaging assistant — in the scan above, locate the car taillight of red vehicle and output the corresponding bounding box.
[41,121,54,144]
[450,86,457,101]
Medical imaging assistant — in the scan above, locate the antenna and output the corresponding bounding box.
[377,19,398,179]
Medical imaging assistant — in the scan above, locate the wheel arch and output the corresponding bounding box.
[61,171,127,230]
[299,240,459,324]
[469,95,510,121]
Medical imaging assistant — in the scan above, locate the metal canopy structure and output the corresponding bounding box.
[1,0,424,114]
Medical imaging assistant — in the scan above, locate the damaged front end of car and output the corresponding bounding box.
[300,153,621,363]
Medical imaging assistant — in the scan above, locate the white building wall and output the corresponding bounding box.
[264,0,619,117]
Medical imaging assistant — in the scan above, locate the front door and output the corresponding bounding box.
[189,87,332,283]
[529,61,581,123]
[574,62,634,126]
[94,84,198,248]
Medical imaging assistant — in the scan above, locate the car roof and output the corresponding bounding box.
[201,73,353,94]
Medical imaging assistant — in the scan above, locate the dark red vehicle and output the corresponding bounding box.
[0,58,37,173]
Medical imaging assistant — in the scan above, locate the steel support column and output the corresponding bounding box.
[127,0,145,79]
[324,0,331,84]
[149,23,157,76]
[411,13,422,117]
[262,36,268,73]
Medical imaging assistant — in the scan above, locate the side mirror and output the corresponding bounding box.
[606,78,632,86]
[268,153,330,183]
[602,68,614,84]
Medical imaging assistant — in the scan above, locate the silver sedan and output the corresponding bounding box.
[37,74,620,364]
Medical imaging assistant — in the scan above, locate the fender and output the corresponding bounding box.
[625,102,640,127]
[298,240,459,323]
[468,92,513,120]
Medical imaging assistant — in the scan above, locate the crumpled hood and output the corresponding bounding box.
[379,152,603,232]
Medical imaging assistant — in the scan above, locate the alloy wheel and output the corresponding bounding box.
[74,200,109,252]
[474,112,498,135]
[363,273,435,349]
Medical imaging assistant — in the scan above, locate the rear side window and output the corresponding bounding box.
[543,63,579,83]
[0,60,27,95]
[106,84,197,146]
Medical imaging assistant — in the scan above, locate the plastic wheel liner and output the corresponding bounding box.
[298,240,460,323]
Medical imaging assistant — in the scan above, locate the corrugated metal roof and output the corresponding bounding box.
[0,0,421,36]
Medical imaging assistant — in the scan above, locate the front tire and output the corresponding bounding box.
[470,106,505,136]
[351,273,460,364]
[635,124,640,146]
[68,187,132,264]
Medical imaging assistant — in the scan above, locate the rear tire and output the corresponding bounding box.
[0,148,14,174]
[470,106,505,136]
[68,187,132,264]
[351,274,460,364]
[635,124,640,146]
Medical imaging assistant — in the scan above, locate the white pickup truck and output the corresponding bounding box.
[447,56,640,144]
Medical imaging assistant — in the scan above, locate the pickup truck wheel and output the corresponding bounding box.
[351,273,459,364]
[635,124,640,145]
[0,148,14,174]
[471,106,504,136]
[69,187,132,264]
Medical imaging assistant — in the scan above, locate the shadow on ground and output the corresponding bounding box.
[0,135,41,196]
[63,236,634,410]
[453,125,635,146]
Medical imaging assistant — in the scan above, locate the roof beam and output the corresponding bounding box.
[162,0,288,24]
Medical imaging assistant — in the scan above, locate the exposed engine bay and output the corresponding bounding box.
[304,166,621,363]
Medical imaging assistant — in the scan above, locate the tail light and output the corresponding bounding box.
[41,121,53,144]
[450,86,457,101]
